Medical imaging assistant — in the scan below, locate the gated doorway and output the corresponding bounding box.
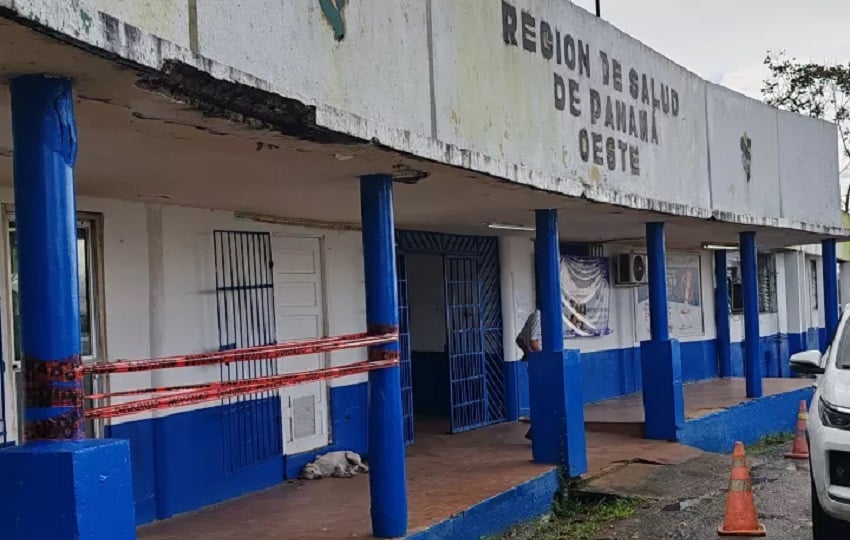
[396,231,506,443]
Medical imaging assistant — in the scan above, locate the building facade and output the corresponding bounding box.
[0,0,846,537]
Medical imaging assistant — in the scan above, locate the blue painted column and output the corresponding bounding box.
[360,174,407,538]
[640,223,684,440]
[0,75,134,539]
[527,209,587,477]
[740,232,763,398]
[536,210,564,353]
[714,250,733,377]
[823,239,839,344]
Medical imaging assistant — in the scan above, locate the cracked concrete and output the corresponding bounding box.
[588,443,812,540]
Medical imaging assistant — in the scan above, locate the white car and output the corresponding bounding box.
[791,307,850,539]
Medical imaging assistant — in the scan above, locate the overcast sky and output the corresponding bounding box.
[571,0,850,100]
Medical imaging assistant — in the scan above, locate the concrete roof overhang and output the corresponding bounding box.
[0,15,845,251]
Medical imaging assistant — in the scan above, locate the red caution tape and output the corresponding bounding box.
[84,331,397,375]
[85,357,398,420]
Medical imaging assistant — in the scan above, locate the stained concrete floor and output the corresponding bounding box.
[137,378,806,540]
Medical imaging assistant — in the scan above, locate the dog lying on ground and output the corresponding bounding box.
[300,451,369,479]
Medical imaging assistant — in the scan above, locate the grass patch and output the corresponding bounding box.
[748,432,795,455]
[495,494,641,540]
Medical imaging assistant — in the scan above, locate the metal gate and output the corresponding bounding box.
[213,230,282,472]
[444,256,488,432]
[396,231,505,434]
[396,254,414,446]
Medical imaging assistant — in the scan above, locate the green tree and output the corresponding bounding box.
[762,51,850,210]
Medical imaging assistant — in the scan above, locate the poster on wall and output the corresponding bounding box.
[635,253,704,341]
[561,256,612,338]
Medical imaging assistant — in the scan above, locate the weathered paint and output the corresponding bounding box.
[318,0,347,41]
[0,0,844,235]
[433,0,710,210]
[777,110,842,228]
[839,214,850,261]
[360,175,407,538]
[706,84,781,219]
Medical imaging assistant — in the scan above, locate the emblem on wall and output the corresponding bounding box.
[319,0,348,41]
[740,132,752,182]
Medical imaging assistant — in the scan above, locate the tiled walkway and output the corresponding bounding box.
[584,377,811,423]
[137,377,807,540]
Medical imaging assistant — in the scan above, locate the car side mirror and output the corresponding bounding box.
[790,349,825,375]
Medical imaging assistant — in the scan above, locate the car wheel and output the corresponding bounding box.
[812,471,850,538]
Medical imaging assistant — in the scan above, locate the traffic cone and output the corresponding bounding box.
[718,441,766,537]
[785,400,809,460]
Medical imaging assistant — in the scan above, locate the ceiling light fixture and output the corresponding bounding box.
[702,242,738,251]
[487,222,535,232]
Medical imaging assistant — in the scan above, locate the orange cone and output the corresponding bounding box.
[785,400,809,460]
[718,441,766,537]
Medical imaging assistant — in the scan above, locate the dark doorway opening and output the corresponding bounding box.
[396,230,506,444]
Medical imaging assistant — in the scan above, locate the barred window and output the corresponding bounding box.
[757,253,777,313]
[810,259,819,310]
[726,252,777,314]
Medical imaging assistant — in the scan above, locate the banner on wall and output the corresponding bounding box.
[635,253,704,340]
[561,256,612,338]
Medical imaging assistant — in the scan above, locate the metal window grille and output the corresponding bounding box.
[727,253,777,314]
[213,230,282,473]
[757,253,777,314]
[811,259,819,309]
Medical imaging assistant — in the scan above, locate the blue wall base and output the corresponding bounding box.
[0,439,136,540]
[639,339,685,441]
[678,386,815,453]
[406,468,559,540]
[527,350,588,477]
[504,360,521,421]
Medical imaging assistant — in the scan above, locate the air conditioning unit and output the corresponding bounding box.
[614,253,648,286]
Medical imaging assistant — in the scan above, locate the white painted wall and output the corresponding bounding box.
[1,199,371,440]
[500,236,535,363]
[432,0,710,211]
[149,206,370,423]
[1,191,837,443]
[0,191,153,440]
[498,238,718,369]
[4,0,842,231]
[196,0,432,138]
[778,111,842,228]
[706,84,781,219]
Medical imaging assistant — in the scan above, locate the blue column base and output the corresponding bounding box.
[528,350,588,477]
[0,439,136,540]
[639,339,685,441]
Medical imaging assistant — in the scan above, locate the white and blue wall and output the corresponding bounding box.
[0,195,836,525]
[499,237,827,416]
[0,198,377,525]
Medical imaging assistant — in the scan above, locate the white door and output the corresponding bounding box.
[272,235,329,455]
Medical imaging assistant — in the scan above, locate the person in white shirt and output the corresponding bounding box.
[515,309,541,440]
